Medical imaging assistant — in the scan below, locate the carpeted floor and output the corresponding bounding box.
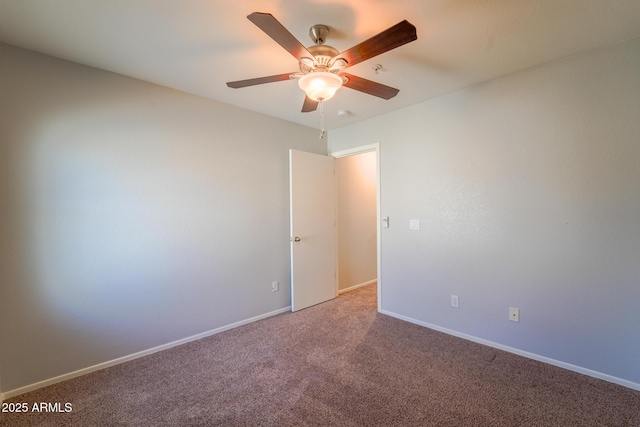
[2,284,639,426]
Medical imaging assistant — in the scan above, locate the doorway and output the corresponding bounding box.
[332,144,380,311]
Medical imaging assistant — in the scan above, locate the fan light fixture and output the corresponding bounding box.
[226,14,417,113]
[298,72,343,101]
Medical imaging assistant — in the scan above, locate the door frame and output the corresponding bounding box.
[329,143,381,312]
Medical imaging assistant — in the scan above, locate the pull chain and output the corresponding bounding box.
[319,99,325,139]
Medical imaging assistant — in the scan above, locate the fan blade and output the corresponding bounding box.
[301,96,319,113]
[227,73,294,89]
[248,12,314,60]
[334,20,417,68]
[342,73,399,99]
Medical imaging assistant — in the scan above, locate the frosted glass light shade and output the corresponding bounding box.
[298,72,343,101]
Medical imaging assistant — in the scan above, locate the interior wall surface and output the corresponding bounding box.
[335,152,377,291]
[329,38,640,387]
[0,43,323,393]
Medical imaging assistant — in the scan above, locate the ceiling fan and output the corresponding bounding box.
[226,12,417,113]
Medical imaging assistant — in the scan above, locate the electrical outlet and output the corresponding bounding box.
[272,281,279,292]
[509,307,520,322]
[451,295,459,308]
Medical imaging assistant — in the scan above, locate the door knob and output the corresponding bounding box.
[293,236,301,242]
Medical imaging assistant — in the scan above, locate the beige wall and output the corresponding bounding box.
[336,152,377,291]
[0,43,323,394]
[330,38,640,389]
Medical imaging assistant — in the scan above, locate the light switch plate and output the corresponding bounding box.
[409,219,420,230]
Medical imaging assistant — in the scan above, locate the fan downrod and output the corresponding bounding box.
[309,24,330,45]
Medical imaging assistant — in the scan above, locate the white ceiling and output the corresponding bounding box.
[1,0,640,131]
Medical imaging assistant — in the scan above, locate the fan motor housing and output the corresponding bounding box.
[308,45,339,68]
[308,44,339,58]
[300,45,349,75]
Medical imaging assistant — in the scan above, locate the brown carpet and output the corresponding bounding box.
[2,284,639,426]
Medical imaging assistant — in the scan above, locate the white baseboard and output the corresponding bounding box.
[380,309,640,392]
[2,306,291,400]
[338,279,377,295]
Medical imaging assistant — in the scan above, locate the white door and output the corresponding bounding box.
[289,149,336,311]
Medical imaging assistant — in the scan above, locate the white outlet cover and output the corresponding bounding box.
[409,219,420,230]
[509,307,520,322]
[451,295,459,308]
